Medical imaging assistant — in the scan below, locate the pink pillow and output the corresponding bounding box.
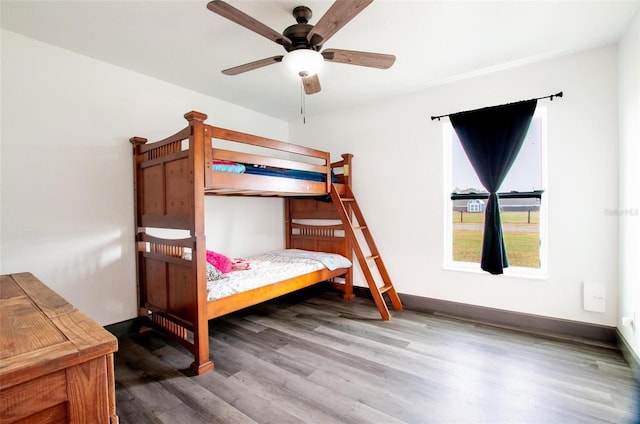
[206,250,232,273]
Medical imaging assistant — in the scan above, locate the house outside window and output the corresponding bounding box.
[443,108,547,277]
[467,199,485,213]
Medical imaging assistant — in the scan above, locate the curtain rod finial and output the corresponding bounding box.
[551,91,563,100]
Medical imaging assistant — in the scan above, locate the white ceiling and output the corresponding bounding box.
[2,0,638,122]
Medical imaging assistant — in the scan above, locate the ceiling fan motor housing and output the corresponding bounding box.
[283,24,319,51]
[284,6,323,51]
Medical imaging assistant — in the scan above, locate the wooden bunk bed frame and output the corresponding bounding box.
[130,111,355,374]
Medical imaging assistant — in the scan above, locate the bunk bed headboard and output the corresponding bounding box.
[288,223,347,256]
[130,111,207,231]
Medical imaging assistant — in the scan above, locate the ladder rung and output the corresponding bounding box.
[352,225,367,230]
[341,197,355,202]
[366,255,380,261]
[379,284,394,294]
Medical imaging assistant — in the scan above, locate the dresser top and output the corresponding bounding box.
[0,272,118,389]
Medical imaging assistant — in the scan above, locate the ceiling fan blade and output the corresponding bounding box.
[222,56,283,75]
[302,74,321,95]
[307,0,373,46]
[207,1,292,47]
[322,49,395,69]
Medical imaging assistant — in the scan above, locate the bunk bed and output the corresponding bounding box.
[130,111,356,374]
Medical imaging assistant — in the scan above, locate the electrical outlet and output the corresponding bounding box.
[621,312,637,329]
[583,282,606,313]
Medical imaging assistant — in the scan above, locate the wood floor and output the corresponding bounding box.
[114,286,639,424]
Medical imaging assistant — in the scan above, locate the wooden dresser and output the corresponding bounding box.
[0,273,118,423]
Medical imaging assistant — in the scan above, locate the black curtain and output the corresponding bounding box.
[450,99,537,274]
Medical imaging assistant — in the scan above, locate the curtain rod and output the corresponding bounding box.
[430,91,563,121]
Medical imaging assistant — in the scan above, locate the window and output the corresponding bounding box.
[443,107,547,276]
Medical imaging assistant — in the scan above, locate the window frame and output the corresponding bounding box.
[442,107,548,279]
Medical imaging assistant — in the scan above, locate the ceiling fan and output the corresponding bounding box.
[206,0,396,95]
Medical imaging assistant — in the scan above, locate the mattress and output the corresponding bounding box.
[207,249,351,301]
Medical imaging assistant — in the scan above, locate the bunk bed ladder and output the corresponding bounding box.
[330,185,403,320]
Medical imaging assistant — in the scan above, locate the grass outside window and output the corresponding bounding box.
[452,211,540,268]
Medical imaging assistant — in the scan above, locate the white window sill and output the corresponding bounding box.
[444,261,548,280]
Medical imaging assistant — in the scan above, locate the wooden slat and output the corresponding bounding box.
[212,148,327,173]
[210,126,329,160]
[205,172,329,195]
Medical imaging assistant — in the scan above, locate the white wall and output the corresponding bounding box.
[0,30,288,326]
[618,10,640,363]
[291,44,620,327]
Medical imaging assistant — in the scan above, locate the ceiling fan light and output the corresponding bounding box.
[282,49,323,78]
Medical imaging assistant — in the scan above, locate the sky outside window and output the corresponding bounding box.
[451,116,543,193]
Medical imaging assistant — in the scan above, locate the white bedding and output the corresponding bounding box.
[207,249,351,301]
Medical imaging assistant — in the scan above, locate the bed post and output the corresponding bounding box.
[184,111,214,375]
[340,153,354,300]
[341,153,353,189]
[285,198,292,249]
[130,136,148,319]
